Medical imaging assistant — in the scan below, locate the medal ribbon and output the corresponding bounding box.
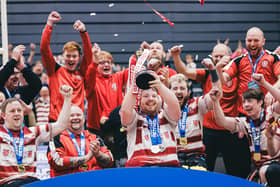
[4,126,24,164]
[178,104,188,137]
[146,114,162,145]
[5,87,12,98]
[248,50,264,75]
[68,130,85,156]
[249,109,264,154]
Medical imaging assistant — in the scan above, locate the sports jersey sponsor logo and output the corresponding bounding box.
[261,60,269,68]
[112,83,117,91]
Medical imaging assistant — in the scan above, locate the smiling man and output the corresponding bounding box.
[85,50,129,135]
[47,105,113,177]
[0,85,72,186]
[210,73,280,186]
[40,11,92,122]
[222,27,280,115]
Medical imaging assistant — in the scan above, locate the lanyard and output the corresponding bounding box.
[178,104,188,137]
[68,130,85,156]
[4,126,24,164]
[248,50,264,75]
[249,109,264,153]
[4,87,12,98]
[146,114,162,145]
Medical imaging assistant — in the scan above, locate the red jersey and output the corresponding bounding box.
[85,63,129,130]
[196,69,238,130]
[47,130,113,177]
[40,24,92,121]
[225,50,280,114]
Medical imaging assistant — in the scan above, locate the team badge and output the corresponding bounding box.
[75,75,82,80]
[261,60,268,68]
[112,83,117,91]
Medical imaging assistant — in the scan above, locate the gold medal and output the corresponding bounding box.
[18,165,25,173]
[120,127,125,133]
[80,164,88,170]
[253,153,261,161]
[179,137,188,145]
[151,145,160,154]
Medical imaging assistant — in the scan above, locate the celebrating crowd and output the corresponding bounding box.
[0,11,280,187]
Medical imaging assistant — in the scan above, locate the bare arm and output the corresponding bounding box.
[252,74,280,103]
[120,86,137,126]
[51,85,73,137]
[265,123,280,157]
[27,43,36,66]
[210,87,236,132]
[170,45,197,80]
[198,58,222,112]
[149,71,181,121]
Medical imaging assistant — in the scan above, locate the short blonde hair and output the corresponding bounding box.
[98,51,114,63]
[169,74,188,88]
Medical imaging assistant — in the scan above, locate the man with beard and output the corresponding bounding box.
[120,71,181,167]
[0,85,72,186]
[141,41,177,87]
[0,45,42,105]
[210,73,280,186]
[40,11,92,122]
[171,44,251,178]
[47,105,113,177]
[169,71,219,170]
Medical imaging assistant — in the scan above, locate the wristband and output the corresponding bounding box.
[80,30,87,33]
[210,69,219,83]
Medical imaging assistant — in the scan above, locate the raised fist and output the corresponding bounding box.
[30,43,36,51]
[202,58,215,70]
[169,45,182,56]
[59,85,73,98]
[73,20,86,32]
[47,11,61,26]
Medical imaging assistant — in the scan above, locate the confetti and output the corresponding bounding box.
[144,0,174,27]
[108,3,115,8]
[121,49,126,52]
[198,0,205,5]
[114,33,119,37]
[90,12,96,16]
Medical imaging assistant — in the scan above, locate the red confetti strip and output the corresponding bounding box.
[144,0,174,27]
[198,0,205,5]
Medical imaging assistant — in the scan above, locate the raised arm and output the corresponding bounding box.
[210,85,236,132]
[170,45,197,80]
[51,85,73,136]
[149,71,181,122]
[265,121,280,157]
[40,11,61,75]
[27,43,36,66]
[75,20,93,76]
[198,58,222,113]
[252,73,280,113]
[16,53,42,104]
[215,55,232,86]
[120,86,137,126]
[0,45,25,87]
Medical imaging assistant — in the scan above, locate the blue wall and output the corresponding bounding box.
[2,0,280,65]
